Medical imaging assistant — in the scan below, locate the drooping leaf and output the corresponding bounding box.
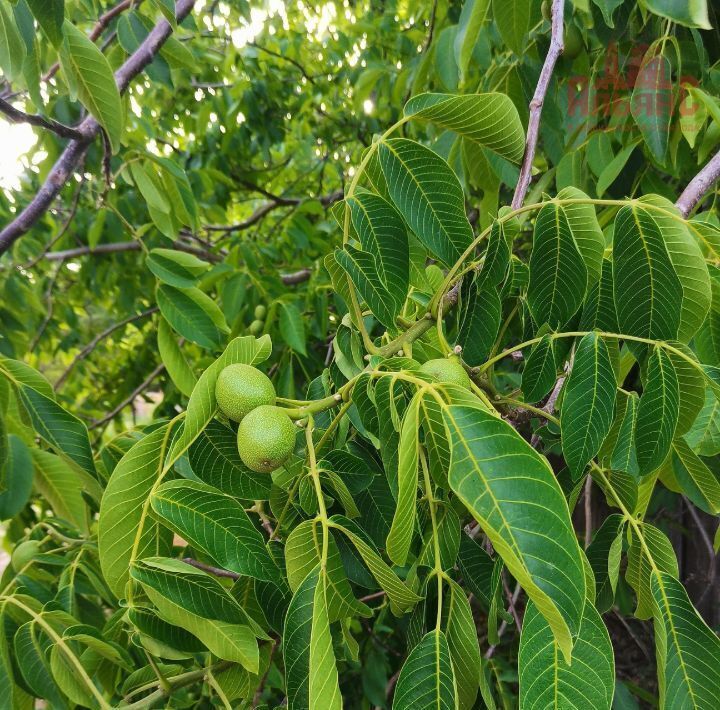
[519,599,615,710]
[492,0,530,55]
[454,0,490,85]
[59,21,123,151]
[283,566,342,710]
[393,630,455,710]
[151,479,278,580]
[631,54,672,163]
[0,1,26,81]
[635,347,679,475]
[527,202,587,329]
[456,277,501,367]
[147,248,209,288]
[521,335,557,404]
[157,317,197,397]
[645,0,711,28]
[671,438,720,514]
[157,284,229,349]
[612,205,682,343]
[379,138,473,266]
[586,513,625,613]
[561,333,617,478]
[404,92,525,162]
[279,302,307,356]
[98,424,174,598]
[442,402,586,660]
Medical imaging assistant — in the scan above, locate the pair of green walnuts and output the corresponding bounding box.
[215,363,296,473]
[214,356,470,474]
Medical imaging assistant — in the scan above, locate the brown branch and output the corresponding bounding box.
[89,362,165,430]
[0,98,84,140]
[205,189,343,233]
[676,148,720,217]
[510,0,565,210]
[54,307,159,390]
[40,241,313,284]
[182,558,241,580]
[683,497,717,606]
[0,0,196,257]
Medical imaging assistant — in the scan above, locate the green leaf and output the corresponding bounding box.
[454,0,490,85]
[329,517,421,615]
[393,630,455,710]
[521,335,557,404]
[147,248,209,288]
[665,344,706,437]
[283,566,342,710]
[130,162,170,214]
[60,21,123,152]
[98,424,174,598]
[631,54,672,163]
[150,0,177,26]
[477,220,510,288]
[645,0,711,28]
[456,277,501,367]
[492,0,530,55]
[527,203,587,329]
[379,138,473,266]
[586,513,625,613]
[16,384,95,479]
[557,187,605,289]
[635,348,679,475]
[404,93,525,162]
[335,246,399,328]
[442,403,586,660]
[151,479,278,580]
[157,316,197,397]
[347,190,409,311]
[651,571,720,708]
[25,0,63,47]
[284,519,370,622]
[31,450,88,534]
[168,335,271,466]
[561,333,617,478]
[456,534,494,607]
[638,196,711,342]
[279,302,307,356]
[612,205,682,343]
[386,393,420,565]
[610,392,640,477]
[157,284,229,349]
[132,561,260,669]
[671,438,720,514]
[685,388,720,456]
[14,617,67,707]
[626,522,678,619]
[519,600,615,710]
[0,435,33,518]
[0,1,26,81]
[445,579,482,710]
[596,140,640,197]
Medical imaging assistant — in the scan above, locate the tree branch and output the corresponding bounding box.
[54,307,159,390]
[182,558,240,579]
[0,0,196,257]
[676,148,720,217]
[0,98,84,140]
[510,0,564,210]
[89,362,165,430]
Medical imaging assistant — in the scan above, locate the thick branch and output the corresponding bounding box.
[0,0,196,257]
[510,0,564,210]
[0,98,84,140]
[676,148,720,217]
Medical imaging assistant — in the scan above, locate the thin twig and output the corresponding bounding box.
[683,496,717,606]
[252,639,278,708]
[511,0,565,209]
[28,262,64,353]
[0,98,84,140]
[484,582,522,659]
[676,148,720,217]
[54,307,159,390]
[0,0,196,256]
[182,558,240,580]
[89,362,165,430]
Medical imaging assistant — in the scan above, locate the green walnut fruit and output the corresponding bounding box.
[249,319,264,335]
[541,0,551,21]
[215,363,275,422]
[254,304,267,320]
[12,540,42,571]
[237,405,296,473]
[419,357,472,389]
[564,25,583,59]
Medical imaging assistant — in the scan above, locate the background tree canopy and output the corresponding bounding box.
[1,0,720,707]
